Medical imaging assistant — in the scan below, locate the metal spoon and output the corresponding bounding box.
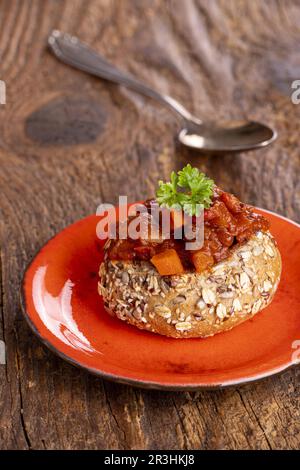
[48,30,277,153]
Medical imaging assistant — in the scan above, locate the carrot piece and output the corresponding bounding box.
[191,251,214,273]
[151,249,184,276]
[170,209,184,230]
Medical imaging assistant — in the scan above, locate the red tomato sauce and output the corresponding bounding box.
[106,187,269,273]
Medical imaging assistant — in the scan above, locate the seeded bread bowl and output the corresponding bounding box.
[98,230,281,338]
[98,166,282,338]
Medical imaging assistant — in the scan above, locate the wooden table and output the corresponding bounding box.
[1,0,300,450]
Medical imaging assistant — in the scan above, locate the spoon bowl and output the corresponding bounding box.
[179,120,277,153]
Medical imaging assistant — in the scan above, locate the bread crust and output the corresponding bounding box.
[98,231,281,338]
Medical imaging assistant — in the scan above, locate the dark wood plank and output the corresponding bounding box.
[0,0,300,450]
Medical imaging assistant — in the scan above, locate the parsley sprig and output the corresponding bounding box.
[156,164,214,216]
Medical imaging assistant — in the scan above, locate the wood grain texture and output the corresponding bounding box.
[0,0,300,450]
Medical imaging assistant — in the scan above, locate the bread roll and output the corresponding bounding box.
[98,230,281,338]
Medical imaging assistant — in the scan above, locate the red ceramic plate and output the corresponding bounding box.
[21,208,300,390]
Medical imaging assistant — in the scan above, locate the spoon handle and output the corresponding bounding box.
[48,30,200,124]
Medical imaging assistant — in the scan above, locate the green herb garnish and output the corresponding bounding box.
[156,164,214,216]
